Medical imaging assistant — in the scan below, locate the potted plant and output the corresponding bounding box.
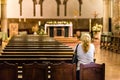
[92,23,102,39]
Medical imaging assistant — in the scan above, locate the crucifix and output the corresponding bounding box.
[92,11,99,27]
[78,0,82,16]
[93,11,99,18]
[19,0,23,16]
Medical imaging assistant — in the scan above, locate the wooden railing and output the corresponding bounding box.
[100,34,120,53]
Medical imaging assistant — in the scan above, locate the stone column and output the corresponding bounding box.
[63,0,68,16]
[33,0,37,16]
[55,0,61,16]
[103,0,109,32]
[78,0,82,16]
[108,0,113,32]
[39,0,44,16]
[19,0,23,16]
[1,0,8,39]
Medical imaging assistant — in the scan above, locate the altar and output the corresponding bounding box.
[45,21,73,37]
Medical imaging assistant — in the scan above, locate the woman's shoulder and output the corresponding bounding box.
[77,43,82,46]
[90,43,95,51]
[90,43,95,47]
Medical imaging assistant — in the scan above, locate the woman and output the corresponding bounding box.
[75,33,95,80]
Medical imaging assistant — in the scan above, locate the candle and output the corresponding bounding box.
[89,19,91,32]
[38,21,41,26]
[19,18,21,22]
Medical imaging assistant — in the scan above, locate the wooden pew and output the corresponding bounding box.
[51,62,76,80]
[0,55,73,66]
[22,62,48,80]
[54,37,79,48]
[1,35,74,63]
[0,35,76,80]
[0,61,18,80]
[2,35,73,54]
[100,33,113,49]
[80,62,105,80]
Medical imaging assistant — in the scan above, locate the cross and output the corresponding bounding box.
[93,11,99,18]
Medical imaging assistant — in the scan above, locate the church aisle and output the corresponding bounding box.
[65,40,120,80]
[95,45,120,80]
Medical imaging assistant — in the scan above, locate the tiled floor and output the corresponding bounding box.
[94,45,120,80]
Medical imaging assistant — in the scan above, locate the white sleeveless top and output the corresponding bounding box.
[75,43,95,70]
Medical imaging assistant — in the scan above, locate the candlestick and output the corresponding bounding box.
[89,19,91,32]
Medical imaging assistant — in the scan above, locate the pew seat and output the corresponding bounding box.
[80,62,105,80]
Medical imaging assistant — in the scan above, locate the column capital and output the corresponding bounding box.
[63,0,68,5]
[1,0,7,5]
[103,0,109,1]
[55,0,61,5]
[103,0,109,5]
[114,0,120,3]
[33,0,37,4]
[78,0,82,4]
[39,0,44,4]
[19,0,23,4]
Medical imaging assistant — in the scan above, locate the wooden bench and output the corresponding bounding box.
[22,62,48,80]
[51,62,76,80]
[1,35,74,63]
[0,35,76,80]
[80,62,105,80]
[0,55,73,65]
[0,61,76,80]
[54,37,79,48]
[0,61,18,80]
[2,35,73,54]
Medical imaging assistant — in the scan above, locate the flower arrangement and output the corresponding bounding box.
[39,28,46,35]
[32,25,39,35]
[92,23,102,32]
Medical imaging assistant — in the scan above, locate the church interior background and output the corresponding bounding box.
[0,0,120,39]
[0,0,120,80]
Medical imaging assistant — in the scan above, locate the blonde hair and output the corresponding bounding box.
[80,33,91,53]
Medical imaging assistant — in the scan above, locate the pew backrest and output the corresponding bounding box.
[80,62,105,80]
[0,62,18,80]
[22,62,48,80]
[51,62,76,80]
